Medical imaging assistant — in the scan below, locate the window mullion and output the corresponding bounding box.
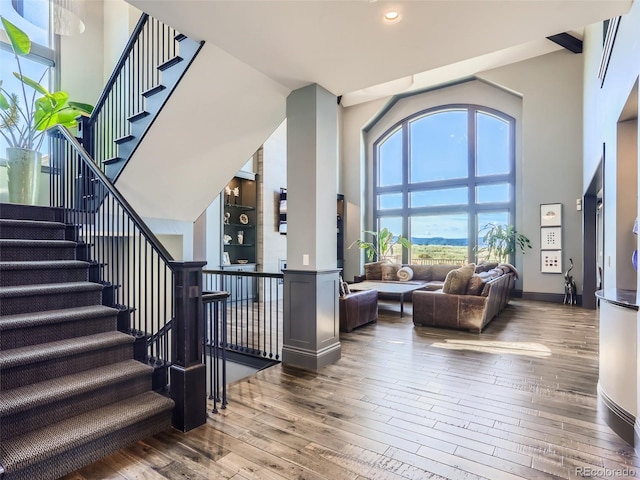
[402,122,410,263]
[468,108,477,262]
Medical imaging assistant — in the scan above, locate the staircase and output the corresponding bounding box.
[0,203,175,480]
[83,14,204,182]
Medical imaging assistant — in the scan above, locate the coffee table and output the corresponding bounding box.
[348,281,426,317]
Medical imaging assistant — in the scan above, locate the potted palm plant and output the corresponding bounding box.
[349,227,412,262]
[0,16,93,205]
[476,223,531,263]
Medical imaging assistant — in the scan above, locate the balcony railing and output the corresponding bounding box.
[203,270,284,362]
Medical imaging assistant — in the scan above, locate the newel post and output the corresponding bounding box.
[76,115,94,155]
[169,261,207,432]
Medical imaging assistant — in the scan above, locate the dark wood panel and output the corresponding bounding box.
[61,299,639,480]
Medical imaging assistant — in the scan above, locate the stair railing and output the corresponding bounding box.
[79,13,202,180]
[49,127,207,432]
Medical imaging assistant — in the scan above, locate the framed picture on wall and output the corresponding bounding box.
[540,203,562,227]
[540,227,562,249]
[541,250,562,273]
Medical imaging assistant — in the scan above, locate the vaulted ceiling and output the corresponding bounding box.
[128,0,632,106]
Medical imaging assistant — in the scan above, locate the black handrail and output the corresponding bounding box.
[49,127,207,430]
[88,13,150,123]
[50,127,174,264]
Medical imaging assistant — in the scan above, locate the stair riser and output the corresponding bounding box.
[0,290,103,316]
[0,225,65,240]
[0,267,89,287]
[1,375,151,441]
[0,316,117,350]
[1,344,133,390]
[0,246,76,262]
[0,204,62,222]
[2,411,172,480]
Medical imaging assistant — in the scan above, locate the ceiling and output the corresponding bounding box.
[128,0,632,106]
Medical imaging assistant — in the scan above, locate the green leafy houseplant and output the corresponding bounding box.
[0,16,93,204]
[476,223,531,262]
[349,227,411,262]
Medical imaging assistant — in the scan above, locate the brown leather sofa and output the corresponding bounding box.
[354,263,461,291]
[339,289,378,333]
[412,269,515,333]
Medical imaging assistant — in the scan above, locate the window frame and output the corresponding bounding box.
[372,104,516,264]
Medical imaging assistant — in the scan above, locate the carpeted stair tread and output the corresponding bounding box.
[0,239,77,261]
[0,219,64,229]
[0,260,88,271]
[0,239,76,248]
[0,281,102,299]
[0,391,174,474]
[0,331,133,369]
[0,305,117,332]
[0,359,152,416]
[0,203,62,222]
[0,260,91,287]
[0,219,66,240]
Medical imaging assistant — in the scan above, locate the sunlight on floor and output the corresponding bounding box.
[432,339,552,357]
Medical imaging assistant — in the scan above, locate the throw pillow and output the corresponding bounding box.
[381,264,401,281]
[342,281,351,295]
[466,274,485,295]
[364,261,384,280]
[397,266,414,282]
[442,263,476,294]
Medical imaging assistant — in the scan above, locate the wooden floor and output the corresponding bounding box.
[63,299,640,480]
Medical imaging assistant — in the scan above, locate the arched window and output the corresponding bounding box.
[373,105,515,264]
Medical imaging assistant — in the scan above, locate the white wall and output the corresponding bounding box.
[582,1,640,428]
[259,121,287,274]
[341,50,584,297]
[102,0,142,82]
[340,98,388,281]
[59,0,104,106]
[479,50,584,295]
[583,5,640,292]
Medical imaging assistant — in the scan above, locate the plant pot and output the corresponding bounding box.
[6,147,42,205]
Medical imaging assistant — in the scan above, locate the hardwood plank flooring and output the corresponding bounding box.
[62,299,640,479]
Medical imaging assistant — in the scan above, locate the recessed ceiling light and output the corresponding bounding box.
[383,10,402,23]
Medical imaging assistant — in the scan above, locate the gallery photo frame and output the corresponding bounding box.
[540,226,562,250]
[540,203,562,227]
[222,252,231,265]
[541,250,562,273]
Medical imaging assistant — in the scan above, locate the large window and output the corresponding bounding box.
[373,105,515,264]
[1,2,55,157]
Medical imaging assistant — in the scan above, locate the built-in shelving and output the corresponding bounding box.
[222,175,257,267]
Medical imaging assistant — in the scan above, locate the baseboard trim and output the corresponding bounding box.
[598,382,635,446]
[520,291,582,305]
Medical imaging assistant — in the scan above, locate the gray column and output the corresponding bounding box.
[283,84,341,369]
